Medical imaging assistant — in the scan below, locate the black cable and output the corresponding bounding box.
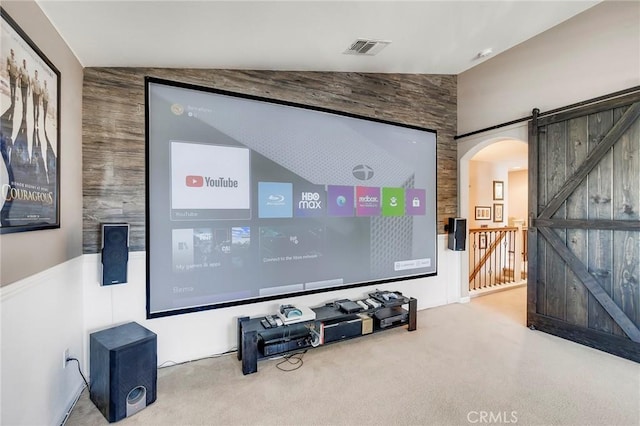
[276,350,307,372]
[66,357,89,388]
[158,348,238,369]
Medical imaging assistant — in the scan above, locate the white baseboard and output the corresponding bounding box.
[59,382,85,426]
[469,281,527,298]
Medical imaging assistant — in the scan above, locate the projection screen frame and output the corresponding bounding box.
[145,76,438,319]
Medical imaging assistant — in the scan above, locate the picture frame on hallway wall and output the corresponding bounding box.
[493,203,504,223]
[0,8,60,234]
[493,180,504,200]
[475,206,491,220]
[478,233,487,250]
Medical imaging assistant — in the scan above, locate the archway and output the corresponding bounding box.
[456,124,528,308]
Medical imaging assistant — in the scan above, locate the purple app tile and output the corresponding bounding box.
[406,188,426,215]
[327,185,354,217]
[355,186,381,216]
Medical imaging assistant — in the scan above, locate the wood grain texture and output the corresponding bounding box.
[612,106,639,335]
[535,121,548,315]
[533,218,640,230]
[82,68,457,253]
[545,121,567,320]
[587,109,615,333]
[539,102,640,219]
[536,91,640,128]
[565,116,588,327]
[528,312,640,362]
[530,91,640,355]
[539,227,640,342]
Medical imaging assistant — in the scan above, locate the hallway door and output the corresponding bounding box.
[528,91,640,361]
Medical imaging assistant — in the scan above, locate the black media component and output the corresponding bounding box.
[258,323,311,356]
[322,315,362,343]
[335,299,363,314]
[101,223,130,285]
[369,290,408,306]
[89,322,157,423]
[447,217,466,251]
[260,336,311,356]
[237,292,418,374]
[373,306,409,329]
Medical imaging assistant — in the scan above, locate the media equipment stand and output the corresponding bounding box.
[237,291,417,374]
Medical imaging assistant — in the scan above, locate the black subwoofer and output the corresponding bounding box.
[89,322,157,423]
[101,223,129,285]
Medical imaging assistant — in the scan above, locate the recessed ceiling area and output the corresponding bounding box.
[35,0,600,74]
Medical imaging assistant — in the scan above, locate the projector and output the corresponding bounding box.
[276,305,316,325]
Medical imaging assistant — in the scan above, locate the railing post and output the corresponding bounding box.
[513,220,524,282]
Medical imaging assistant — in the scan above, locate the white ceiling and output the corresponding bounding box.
[36,0,600,74]
[35,0,598,169]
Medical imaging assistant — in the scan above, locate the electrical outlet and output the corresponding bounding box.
[63,348,69,369]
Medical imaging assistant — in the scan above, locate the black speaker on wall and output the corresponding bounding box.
[101,223,129,285]
[90,322,157,423]
[447,217,466,251]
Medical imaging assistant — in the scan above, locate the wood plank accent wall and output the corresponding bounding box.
[82,68,457,253]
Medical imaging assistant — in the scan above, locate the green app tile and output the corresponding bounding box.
[382,187,405,216]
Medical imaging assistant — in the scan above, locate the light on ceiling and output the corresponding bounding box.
[476,48,493,59]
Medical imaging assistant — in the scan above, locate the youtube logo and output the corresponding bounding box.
[186,175,204,187]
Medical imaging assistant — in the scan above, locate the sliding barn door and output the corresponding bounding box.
[528,92,640,361]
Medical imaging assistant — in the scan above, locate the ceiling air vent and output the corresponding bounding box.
[344,39,391,56]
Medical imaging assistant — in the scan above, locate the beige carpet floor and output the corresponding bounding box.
[65,287,640,425]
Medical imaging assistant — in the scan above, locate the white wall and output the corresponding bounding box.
[0,1,85,425]
[457,0,638,302]
[82,235,464,367]
[458,0,640,135]
[1,257,85,425]
[468,160,509,229]
[508,169,528,226]
[0,1,84,286]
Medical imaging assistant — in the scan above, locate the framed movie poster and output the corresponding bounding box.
[0,8,60,234]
